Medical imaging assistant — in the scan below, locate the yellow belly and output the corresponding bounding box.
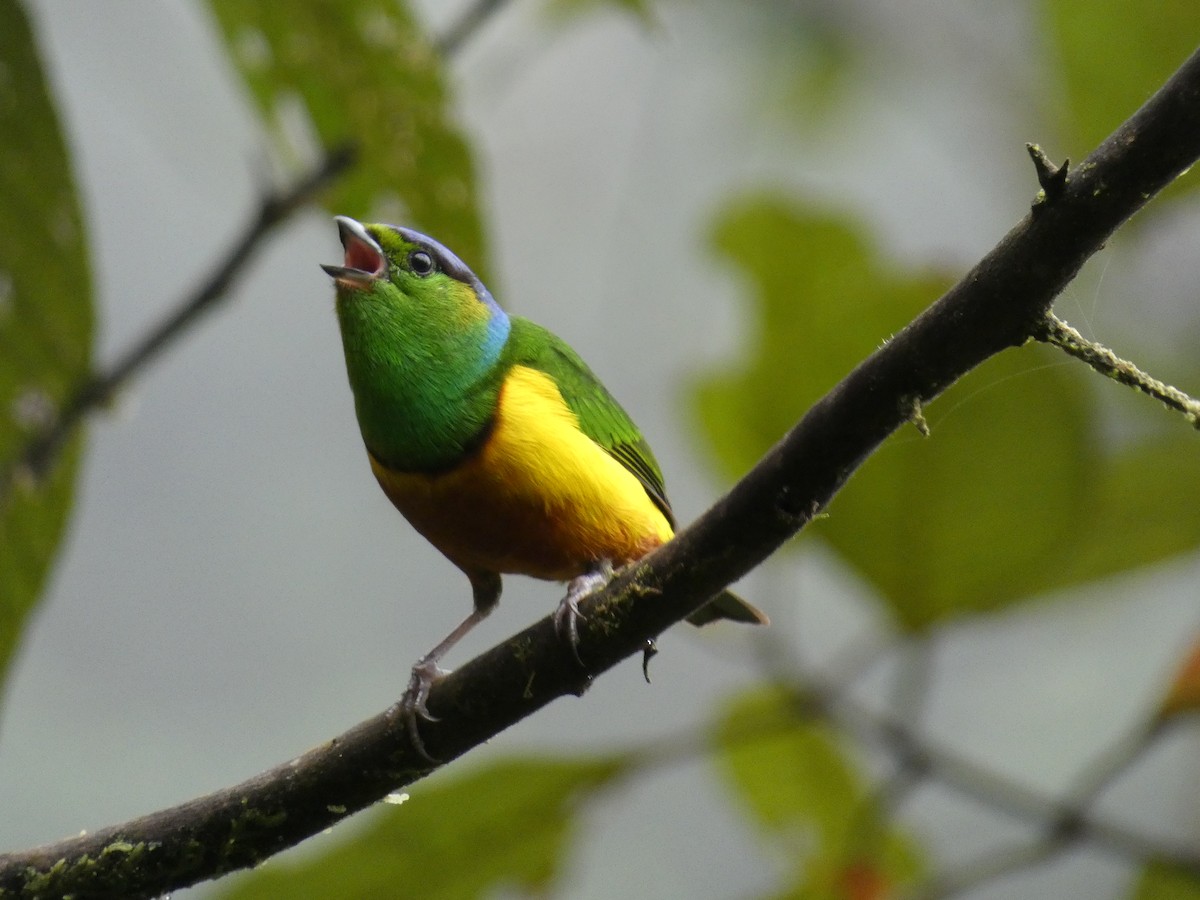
[369,365,673,582]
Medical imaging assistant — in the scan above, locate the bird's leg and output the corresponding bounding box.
[401,609,487,723]
[401,571,501,762]
[554,559,615,665]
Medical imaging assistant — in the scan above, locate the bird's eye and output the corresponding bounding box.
[409,250,436,276]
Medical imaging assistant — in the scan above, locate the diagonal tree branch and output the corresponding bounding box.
[3,39,1199,900]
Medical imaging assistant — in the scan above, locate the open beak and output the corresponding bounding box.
[321,216,387,289]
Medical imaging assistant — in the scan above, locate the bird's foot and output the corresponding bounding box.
[555,560,615,665]
[398,656,448,763]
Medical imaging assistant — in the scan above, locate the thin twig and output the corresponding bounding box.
[907,718,1171,897]
[821,678,1200,872]
[910,837,1070,900]
[0,145,355,503]
[1060,718,1167,813]
[587,671,1193,896]
[632,670,1197,894]
[436,0,510,56]
[1038,312,1200,427]
[758,627,1182,895]
[765,633,1191,895]
[863,637,935,832]
[891,636,935,746]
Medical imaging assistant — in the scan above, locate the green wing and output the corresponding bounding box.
[506,317,675,528]
[504,318,768,627]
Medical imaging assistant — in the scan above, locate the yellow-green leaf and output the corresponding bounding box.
[693,197,1200,630]
[1053,430,1200,589]
[1044,0,1200,202]
[0,0,94,698]
[690,198,1085,629]
[208,0,487,275]
[218,756,627,900]
[1133,859,1200,899]
[814,349,1092,628]
[713,687,923,898]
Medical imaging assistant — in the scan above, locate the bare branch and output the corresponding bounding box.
[913,837,1072,900]
[823,680,1199,897]
[3,36,1200,900]
[0,145,356,501]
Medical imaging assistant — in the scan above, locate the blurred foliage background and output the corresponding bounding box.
[2,1,1199,897]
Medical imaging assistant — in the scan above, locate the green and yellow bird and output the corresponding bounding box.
[322,217,767,726]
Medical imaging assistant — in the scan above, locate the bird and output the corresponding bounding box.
[322,216,768,748]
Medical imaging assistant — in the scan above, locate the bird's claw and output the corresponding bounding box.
[398,657,447,763]
[553,591,586,664]
[641,638,658,683]
[402,658,444,722]
[556,561,615,666]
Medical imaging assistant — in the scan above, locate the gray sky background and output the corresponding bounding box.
[3,2,1199,897]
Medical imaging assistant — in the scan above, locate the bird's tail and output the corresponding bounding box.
[686,589,769,627]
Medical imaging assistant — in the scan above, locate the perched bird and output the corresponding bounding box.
[322,217,767,738]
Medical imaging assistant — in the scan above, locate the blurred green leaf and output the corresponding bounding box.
[694,197,1200,630]
[218,755,627,900]
[694,200,955,469]
[692,198,1080,628]
[0,0,94,699]
[714,687,922,898]
[1044,0,1199,200]
[816,349,1093,629]
[208,0,488,275]
[781,23,854,123]
[1133,860,1200,899]
[1052,430,1200,586]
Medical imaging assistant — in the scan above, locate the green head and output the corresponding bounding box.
[323,217,511,472]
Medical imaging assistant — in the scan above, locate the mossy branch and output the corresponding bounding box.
[3,35,1200,900]
[1037,312,1200,427]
